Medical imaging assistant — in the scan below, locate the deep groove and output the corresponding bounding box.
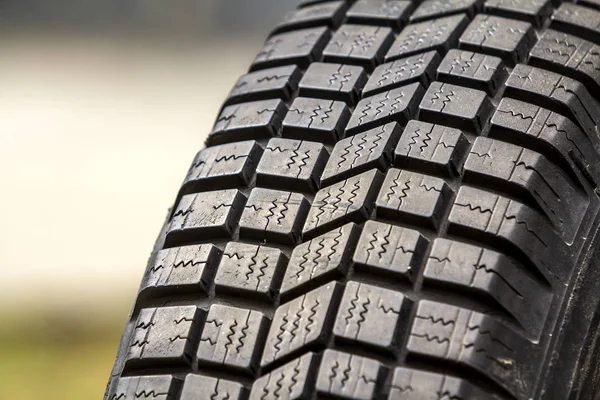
[446,224,552,287]
[461,168,555,225]
[488,123,585,190]
[503,84,590,136]
[550,19,600,48]
[133,291,278,320]
[528,56,600,103]
[405,353,518,400]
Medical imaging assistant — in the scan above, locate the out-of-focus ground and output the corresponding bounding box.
[0,1,296,398]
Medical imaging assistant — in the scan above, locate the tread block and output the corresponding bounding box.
[491,97,600,185]
[166,190,246,247]
[250,353,321,400]
[395,120,469,176]
[346,82,424,135]
[448,185,569,283]
[353,220,429,281]
[316,349,384,400]
[464,137,587,242]
[437,49,508,95]
[424,238,552,338]
[551,3,600,45]
[303,169,384,239]
[209,99,287,146]
[419,81,493,133]
[407,300,538,399]
[214,242,287,300]
[346,0,413,30]
[333,281,409,351]
[321,122,403,186]
[484,0,552,28]
[257,138,329,192]
[411,0,483,22]
[273,1,347,34]
[182,140,263,195]
[197,305,268,374]
[260,282,342,368]
[323,24,395,70]
[251,27,331,71]
[283,97,351,144]
[180,375,246,400]
[226,66,302,106]
[505,64,600,137]
[376,168,453,229]
[298,62,368,105]
[126,306,203,369]
[459,14,535,66]
[109,375,180,400]
[363,50,440,97]
[140,244,221,297]
[388,367,498,399]
[281,223,361,299]
[239,188,310,244]
[385,14,470,61]
[530,30,600,98]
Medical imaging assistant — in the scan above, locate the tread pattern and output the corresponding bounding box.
[197,305,268,374]
[407,300,537,396]
[346,0,412,30]
[386,14,470,61]
[395,119,470,176]
[260,282,342,369]
[323,24,395,70]
[376,168,453,229]
[273,1,348,35]
[165,190,246,248]
[353,220,429,282]
[333,281,409,352]
[303,169,383,239]
[214,242,288,301]
[298,62,368,105]
[321,121,402,186]
[140,244,221,298]
[437,49,508,95]
[209,99,288,146]
[281,223,360,299]
[106,2,600,400]
[458,14,536,66]
[346,82,424,135]
[419,81,493,132]
[484,0,552,28]
[239,188,310,244]
[529,29,600,98]
[411,0,483,23]
[226,66,303,106]
[125,306,204,370]
[283,97,351,143]
[256,138,329,192]
[110,375,179,400]
[180,375,246,400]
[363,50,440,97]
[181,140,263,196]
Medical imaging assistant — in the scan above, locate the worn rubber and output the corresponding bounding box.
[105,1,600,399]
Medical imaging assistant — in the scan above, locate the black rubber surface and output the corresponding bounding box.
[105,1,600,399]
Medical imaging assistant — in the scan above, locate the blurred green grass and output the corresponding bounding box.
[0,307,127,399]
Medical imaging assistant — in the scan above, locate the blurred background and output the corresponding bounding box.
[0,1,297,398]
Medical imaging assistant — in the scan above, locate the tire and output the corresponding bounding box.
[104,1,600,399]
